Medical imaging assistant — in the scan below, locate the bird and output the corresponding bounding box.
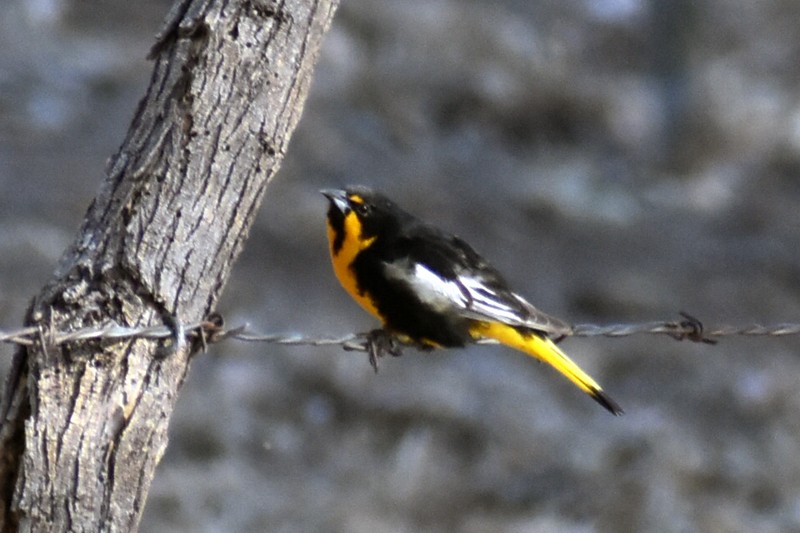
[321,186,622,415]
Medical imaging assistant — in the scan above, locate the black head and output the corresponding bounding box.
[321,186,410,244]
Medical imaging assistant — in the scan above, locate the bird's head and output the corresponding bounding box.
[321,186,407,253]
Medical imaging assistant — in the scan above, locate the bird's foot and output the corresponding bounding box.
[363,328,403,373]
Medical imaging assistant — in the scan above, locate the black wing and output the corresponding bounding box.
[381,222,573,337]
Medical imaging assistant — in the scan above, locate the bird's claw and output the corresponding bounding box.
[364,329,403,372]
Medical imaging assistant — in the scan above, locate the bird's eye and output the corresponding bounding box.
[354,203,371,217]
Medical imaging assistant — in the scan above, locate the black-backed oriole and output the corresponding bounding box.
[322,186,622,415]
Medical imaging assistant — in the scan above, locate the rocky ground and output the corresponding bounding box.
[2,1,800,531]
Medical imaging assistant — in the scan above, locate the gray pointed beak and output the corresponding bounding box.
[321,188,350,213]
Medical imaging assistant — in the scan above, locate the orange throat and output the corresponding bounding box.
[327,214,380,319]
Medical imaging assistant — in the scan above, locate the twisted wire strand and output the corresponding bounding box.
[0,314,797,354]
[571,322,800,339]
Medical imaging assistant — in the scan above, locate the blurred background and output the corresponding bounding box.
[2,0,800,531]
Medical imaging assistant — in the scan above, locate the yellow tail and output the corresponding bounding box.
[471,321,622,415]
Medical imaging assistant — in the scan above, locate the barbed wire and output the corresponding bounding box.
[1,313,798,357]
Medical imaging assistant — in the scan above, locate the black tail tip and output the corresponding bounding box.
[592,388,624,416]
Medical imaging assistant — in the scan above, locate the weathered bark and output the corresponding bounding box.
[0,0,339,530]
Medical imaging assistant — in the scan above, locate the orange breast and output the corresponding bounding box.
[326,212,381,320]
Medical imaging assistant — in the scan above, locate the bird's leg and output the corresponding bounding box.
[364,328,403,372]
